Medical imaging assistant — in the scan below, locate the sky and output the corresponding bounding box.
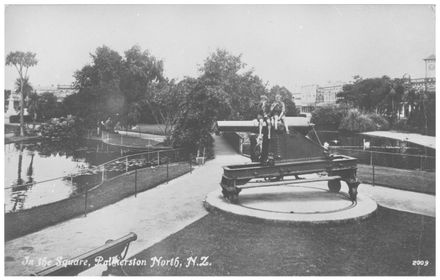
[4,4,436,92]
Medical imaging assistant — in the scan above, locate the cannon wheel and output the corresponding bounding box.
[328,180,341,192]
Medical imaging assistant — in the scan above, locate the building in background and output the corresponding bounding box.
[408,54,436,92]
[292,84,319,114]
[5,84,76,116]
[424,54,435,78]
[35,84,77,101]
[293,82,345,114]
[316,84,344,106]
[398,54,436,119]
[294,54,435,117]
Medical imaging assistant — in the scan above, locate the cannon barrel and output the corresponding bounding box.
[217,116,314,135]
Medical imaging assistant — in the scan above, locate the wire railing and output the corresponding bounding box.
[5,148,188,191]
[6,147,193,215]
[85,129,166,148]
[328,146,435,172]
[239,140,434,172]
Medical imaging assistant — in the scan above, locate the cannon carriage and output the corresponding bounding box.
[217,117,360,204]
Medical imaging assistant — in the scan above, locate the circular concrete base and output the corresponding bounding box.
[204,185,378,224]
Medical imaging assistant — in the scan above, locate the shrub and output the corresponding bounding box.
[367,113,390,130]
[13,125,39,137]
[39,115,85,140]
[393,119,422,134]
[311,105,347,129]
[339,109,389,132]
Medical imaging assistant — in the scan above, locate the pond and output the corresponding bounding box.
[4,139,149,213]
[316,131,435,172]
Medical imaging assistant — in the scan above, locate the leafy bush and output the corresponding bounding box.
[368,113,390,130]
[39,115,85,140]
[311,105,347,129]
[13,125,39,137]
[339,109,389,132]
[393,119,422,134]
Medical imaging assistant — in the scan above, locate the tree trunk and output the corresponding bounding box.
[19,77,24,137]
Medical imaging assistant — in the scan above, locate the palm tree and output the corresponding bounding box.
[14,77,33,101]
[27,90,40,125]
[6,51,38,136]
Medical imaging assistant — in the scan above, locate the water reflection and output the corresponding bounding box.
[5,139,147,213]
[316,131,435,171]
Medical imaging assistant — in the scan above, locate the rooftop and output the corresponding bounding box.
[424,54,435,60]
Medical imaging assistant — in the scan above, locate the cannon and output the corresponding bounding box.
[217,117,360,203]
[32,232,137,276]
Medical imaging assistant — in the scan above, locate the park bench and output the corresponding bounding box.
[32,232,137,276]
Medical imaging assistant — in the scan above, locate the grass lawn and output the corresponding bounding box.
[105,132,163,147]
[124,207,435,276]
[133,124,171,135]
[358,164,435,194]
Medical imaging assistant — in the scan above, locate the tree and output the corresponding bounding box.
[198,49,267,120]
[6,51,38,136]
[311,104,347,130]
[66,45,164,127]
[14,77,33,102]
[27,90,39,124]
[144,79,188,140]
[337,76,404,120]
[35,92,65,121]
[121,45,164,127]
[172,78,230,154]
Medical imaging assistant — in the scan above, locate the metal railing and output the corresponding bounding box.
[328,146,435,172]
[230,131,435,173]
[86,129,165,148]
[328,146,435,193]
[5,148,192,214]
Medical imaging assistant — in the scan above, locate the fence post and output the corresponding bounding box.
[189,153,192,173]
[372,152,375,186]
[84,186,88,217]
[102,165,105,182]
[166,158,169,183]
[126,156,129,173]
[134,168,138,197]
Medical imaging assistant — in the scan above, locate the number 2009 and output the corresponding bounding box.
[412,260,429,266]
